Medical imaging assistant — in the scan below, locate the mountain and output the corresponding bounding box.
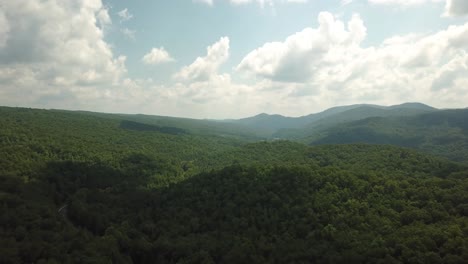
[232,113,296,135]
[307,109,468,162]
[77,102,436,140]
[274,104,437,139]
[44,108,263,141]
[388,102,436,110]
[306,104,434,129]
[233,104,376,133]
[233,102,436,137]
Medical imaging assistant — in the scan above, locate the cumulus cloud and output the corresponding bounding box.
[142,47,175,65]
[0,0,252,118]
[97,8,112,26]
[430,54,468,90]
[174,37,230,82]
[237,12,366,82]
[0,0,126,108]
[117,8,133,22]
[444,0,468,16]
[237,11,468,110]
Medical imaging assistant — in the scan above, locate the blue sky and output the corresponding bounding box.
[0,0,467,118]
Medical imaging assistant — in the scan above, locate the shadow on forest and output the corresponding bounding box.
[312,126,424,147]
[120,120,188,135]
[36,155,160,235]
[3,149,468,263]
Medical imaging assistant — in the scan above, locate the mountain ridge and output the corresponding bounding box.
[232,102,439,137]
[235,102,435,120]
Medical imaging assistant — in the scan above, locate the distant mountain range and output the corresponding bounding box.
[306,109,468,162]
[1,102,467,162]
[229,102,437,137]
[226,102,468,162]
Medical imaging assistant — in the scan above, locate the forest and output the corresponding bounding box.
[1,106,468,263]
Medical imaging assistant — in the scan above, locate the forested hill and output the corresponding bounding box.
[232,102,436,136]
[1,106,468,263]
[306,109,468,163]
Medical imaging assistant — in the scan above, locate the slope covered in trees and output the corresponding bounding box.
[1,106,468,263]
[234,103,436,137]
[84,110,262,140]
[306,109,468,163]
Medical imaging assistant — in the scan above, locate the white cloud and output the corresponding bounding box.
[0,0,126,108]
[0,0,248,118]
[444,0,468,16]
[237,12,366,82]
[430,53,468,90]
[237,12,468,112]
[142,47,174,65]
[117,8,133,22]
[174,37,230,82]
[97,8,112,26]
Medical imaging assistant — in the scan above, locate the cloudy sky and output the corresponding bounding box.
[0,0,467,118]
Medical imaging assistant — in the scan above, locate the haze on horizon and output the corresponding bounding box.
[0,0,467,119]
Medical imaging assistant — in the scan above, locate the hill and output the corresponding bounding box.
[1,106,468,263]
[306,109,468,162]
[232,102,436,137]
[70,110,263,140]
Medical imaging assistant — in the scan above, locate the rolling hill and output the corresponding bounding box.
[306,109,468,162]
[1,105,468,263]
[232,102,436,137]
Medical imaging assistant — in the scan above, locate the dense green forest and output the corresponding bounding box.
[304,110,468,163]
[233,103,436,137]
[1,106,468,263]
[243,106,468,163]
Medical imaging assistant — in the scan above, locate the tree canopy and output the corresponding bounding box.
[1,106,468,263]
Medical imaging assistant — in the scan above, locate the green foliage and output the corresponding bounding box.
[1,106,468,263]
[240,103,435,138]
[307,110,468,163]
[120,120,188,135]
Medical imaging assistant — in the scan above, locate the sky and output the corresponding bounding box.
[0,0,467,119]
